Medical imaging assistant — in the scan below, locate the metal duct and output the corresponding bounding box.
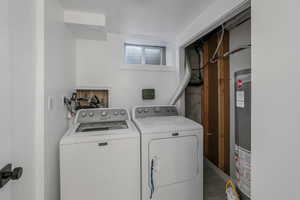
[169,53,192,105]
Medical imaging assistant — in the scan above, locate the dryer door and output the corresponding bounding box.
[149,135,199,187]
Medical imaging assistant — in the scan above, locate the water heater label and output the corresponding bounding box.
[236,101,244,108]
[235,145,251,198]
[236,91,245,108]
[237,79,243,88]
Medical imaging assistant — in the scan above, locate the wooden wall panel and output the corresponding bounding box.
[201,30,230,175]
[202,43,210,159]
[217,31,230,174]
[202,34,219,166]
[208,35,219,166]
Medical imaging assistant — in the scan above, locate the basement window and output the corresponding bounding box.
[124,43,166,65]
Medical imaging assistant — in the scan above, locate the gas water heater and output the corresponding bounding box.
[234,69,251,200]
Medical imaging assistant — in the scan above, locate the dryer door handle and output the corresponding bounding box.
[149,156,159,199]
[149,159,155,199]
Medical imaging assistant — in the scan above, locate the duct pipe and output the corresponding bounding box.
[169,53,192,105]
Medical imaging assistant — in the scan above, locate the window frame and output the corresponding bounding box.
[124,43,166,66]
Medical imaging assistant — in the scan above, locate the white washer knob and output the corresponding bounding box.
[113,111,119,116]
[137,108,143,113]
[81,112,87,117]
[101,111,107,116]
[144,108,149,113]
[120,110,126,115]
[88,112,94,117]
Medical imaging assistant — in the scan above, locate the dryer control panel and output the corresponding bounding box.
[133,106,178,118]
[75,108,129,124]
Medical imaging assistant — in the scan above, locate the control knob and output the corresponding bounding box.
[137,108,144,113]
[120,110,126,115]
[101,111,108,117]
[81,112,87,117]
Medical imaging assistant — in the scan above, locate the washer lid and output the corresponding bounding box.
[75,121,128,133]
[60,120,139,145]
[133,116,202,134]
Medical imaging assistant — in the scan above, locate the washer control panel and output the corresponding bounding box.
[134,106,178,118]
[75,108,129,124]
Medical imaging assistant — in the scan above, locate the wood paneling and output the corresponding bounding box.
[217,31,230,174]
[202,43,210,159]
[208,35,219,166]
[201,30,230,175]
[202,34,219,166]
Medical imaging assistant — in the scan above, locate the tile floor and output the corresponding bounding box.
[204,164,226,200]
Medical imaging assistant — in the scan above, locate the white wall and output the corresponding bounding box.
[76,33,178,110]
[9,0,37,200]
[252,0,300,199]
[44,1,76,200]
[229,20,251,176]
[0,0,11,198]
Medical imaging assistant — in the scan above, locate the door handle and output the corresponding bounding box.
[172,133,179,136]
[3,167,23,180]
[207,132,213,136]
[149,156,159,199]
[98,142,108,147]
[149,159,155,199]
[0,164,23,189]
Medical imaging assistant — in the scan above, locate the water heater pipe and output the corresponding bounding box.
[169,53,192,105]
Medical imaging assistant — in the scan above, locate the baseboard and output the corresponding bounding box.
[204,158,232,183]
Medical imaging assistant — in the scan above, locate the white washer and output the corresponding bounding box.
[60,108,140,200]
[132,105,203,200]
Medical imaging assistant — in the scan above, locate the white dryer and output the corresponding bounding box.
[60,108,140,200]
[132,105,203,200]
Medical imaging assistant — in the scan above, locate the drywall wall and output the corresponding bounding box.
[251,0,300,199]
[9,0,37,199]
[44,1,76,200]
[229,20,251,177]
[76,33,178,110]
[0,0,11,198]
